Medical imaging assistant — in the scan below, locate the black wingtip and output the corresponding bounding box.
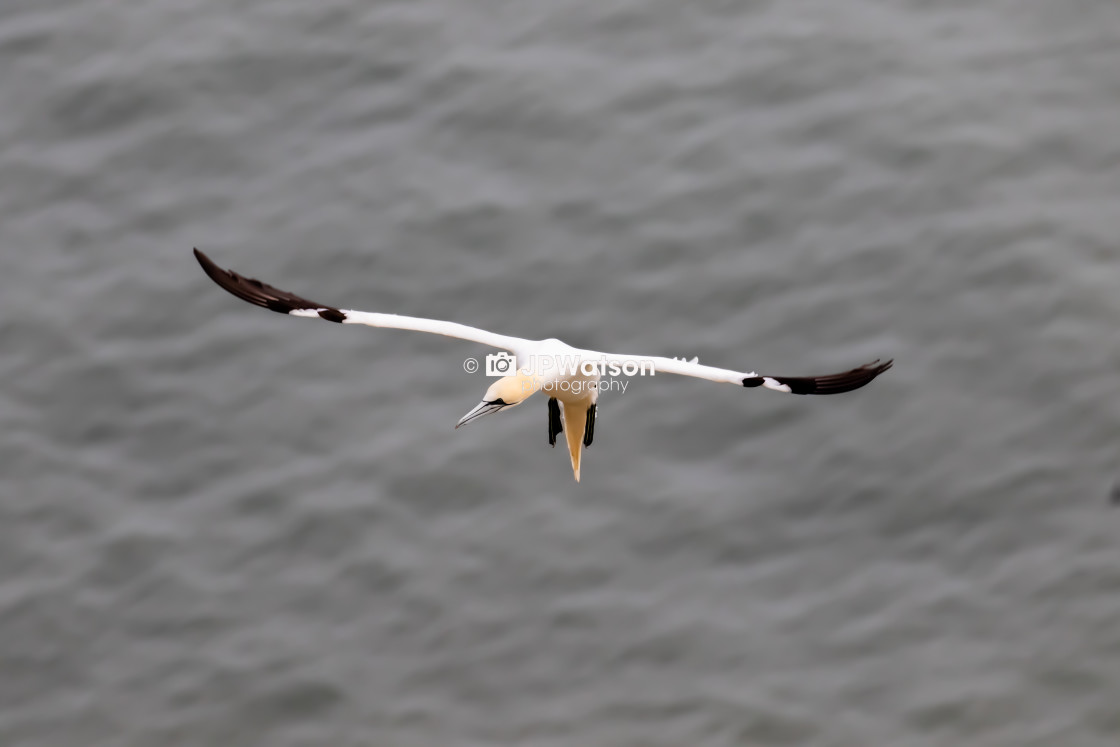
[193,248,346,323]
[743,358,893,395]
[193,247,222,283]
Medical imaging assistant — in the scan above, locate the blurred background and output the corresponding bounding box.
[1,1,1119,745]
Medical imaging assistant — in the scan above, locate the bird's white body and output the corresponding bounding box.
[195,249,892,482]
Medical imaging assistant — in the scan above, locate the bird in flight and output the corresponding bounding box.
[194,249,892,481]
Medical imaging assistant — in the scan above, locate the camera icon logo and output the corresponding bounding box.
[485,351,517,376]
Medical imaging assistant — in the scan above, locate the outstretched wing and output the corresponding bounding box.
[195,249,892,394]
[584,349,892,394]
[194,249,529,354]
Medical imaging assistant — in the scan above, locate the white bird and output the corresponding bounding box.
[194,249,892,482]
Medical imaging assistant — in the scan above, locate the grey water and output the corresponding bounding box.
[2,1,1120,745]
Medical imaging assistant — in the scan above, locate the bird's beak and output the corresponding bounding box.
[455,400,508,429]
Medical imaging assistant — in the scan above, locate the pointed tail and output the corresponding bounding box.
[560,403,587,482]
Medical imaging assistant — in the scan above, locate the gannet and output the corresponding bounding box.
[194,249,892,481]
